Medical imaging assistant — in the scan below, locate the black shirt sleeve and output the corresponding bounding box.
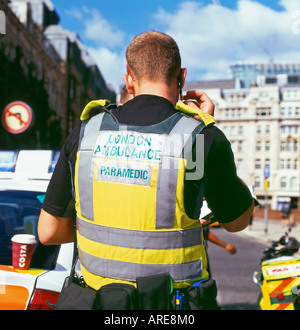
[203,127,253,223]
[42,123,81,218]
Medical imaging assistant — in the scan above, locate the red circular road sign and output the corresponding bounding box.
[2,101,34,134]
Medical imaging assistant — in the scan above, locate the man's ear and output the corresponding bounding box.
[123,64,135,96]
[180,68,187,89]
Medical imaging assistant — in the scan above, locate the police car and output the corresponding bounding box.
[0,150,74,310]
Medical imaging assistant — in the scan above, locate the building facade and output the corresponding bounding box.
[230,63,300,88]
[44,25,115,134]
[184,73,300,211]
[0,0,115,147]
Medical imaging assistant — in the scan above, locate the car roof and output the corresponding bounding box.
[0,150,59,192]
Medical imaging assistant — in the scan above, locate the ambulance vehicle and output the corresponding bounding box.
[0,150,74,310]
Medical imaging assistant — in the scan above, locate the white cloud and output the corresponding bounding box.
[88,47,126,92]
[153,0,300,82]
[65,7,127,92]
[279,0,300,12]
[81,7,125,48]
[66,7,125,48]
[65,1,300,92]
[65,7,83,21]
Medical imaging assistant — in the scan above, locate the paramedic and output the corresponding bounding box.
[38,31,254,293]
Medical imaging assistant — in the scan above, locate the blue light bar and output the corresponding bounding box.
[0,151,18,172]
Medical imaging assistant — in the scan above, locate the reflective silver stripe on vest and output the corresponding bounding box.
[77,216,202,249]
[155,116,205,229]
[77,113,105,221]
[78,248,203,282]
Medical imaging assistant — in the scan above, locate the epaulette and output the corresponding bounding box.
[176,101,216,127]
[80,99,111,121]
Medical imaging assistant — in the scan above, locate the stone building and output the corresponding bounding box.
[184,72,300,211]
[0,0,115,147]
[44,24,115,134]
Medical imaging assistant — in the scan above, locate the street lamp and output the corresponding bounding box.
[264,165,270,234]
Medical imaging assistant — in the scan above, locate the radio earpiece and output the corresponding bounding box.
[178,69,183,101]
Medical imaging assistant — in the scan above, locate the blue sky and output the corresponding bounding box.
[50,0,300,92]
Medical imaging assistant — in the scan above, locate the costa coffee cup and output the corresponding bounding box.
[11,234,36,270]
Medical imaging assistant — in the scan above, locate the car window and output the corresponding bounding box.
[0,190,60,269]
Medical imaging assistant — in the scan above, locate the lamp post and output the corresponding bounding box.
[264,165,270,234]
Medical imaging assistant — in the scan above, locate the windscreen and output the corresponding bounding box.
[0,190,59,268]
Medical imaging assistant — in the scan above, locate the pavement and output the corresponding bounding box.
[237,217,300,246]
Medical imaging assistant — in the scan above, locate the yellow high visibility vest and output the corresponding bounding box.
[75,106,211,290]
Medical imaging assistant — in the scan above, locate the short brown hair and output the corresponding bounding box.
[126,31,181,84]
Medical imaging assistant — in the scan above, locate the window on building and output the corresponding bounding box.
[255,159,261,169]
[291,177,298,190]
[280,177,287,189]
[257,125,261,134]
[265,141,270,151]
[238,126,243,135]
[280,159,285,169]
[238,141,243,152]
[295,159,298,170]
[230,126,236,135]
[237,159,243,170]
[287,159,292,169]
[288,76,299,84]
[266,77,277,84]
[254,176,260,188]
[256,141,262,151]
[266,125,270,134]
[256,108,271,116]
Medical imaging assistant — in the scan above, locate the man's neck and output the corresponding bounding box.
[134,81,179,106]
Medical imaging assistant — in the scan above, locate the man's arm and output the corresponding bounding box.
[38,124,80,245]
[219,199,254,232]
[200,198,254,232]
[38,209,74,245]
[207,231,237,254]
[201,124,255,232]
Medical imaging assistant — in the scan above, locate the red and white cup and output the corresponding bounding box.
[11,234,36,270]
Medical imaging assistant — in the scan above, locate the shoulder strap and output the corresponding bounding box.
[176,101,216,127]
[80,99,111,121]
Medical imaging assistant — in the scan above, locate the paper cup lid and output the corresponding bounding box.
[11,234,36,244]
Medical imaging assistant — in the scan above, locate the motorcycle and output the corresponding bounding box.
[253,227,300,310]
